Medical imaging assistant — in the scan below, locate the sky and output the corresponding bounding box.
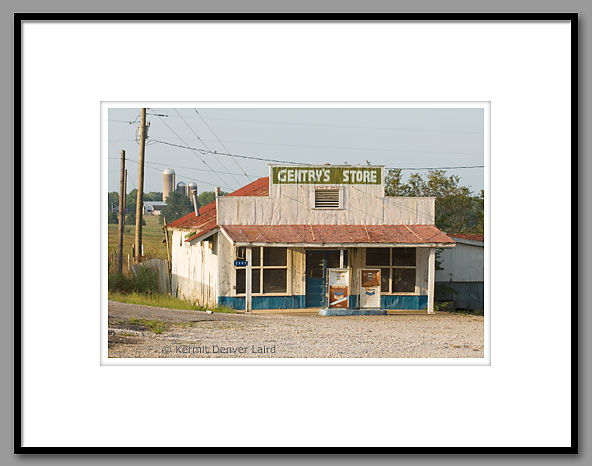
[107,107,484,196]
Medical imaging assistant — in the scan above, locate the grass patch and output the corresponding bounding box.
[108,215,169,262]
[128,318,166,334]
[108,291,237,313]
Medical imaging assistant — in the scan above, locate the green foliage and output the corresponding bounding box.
[144,192,163,202]
[108,291,238,313]
[108,192,119,212]
[159,191,193,224]
[128,318,166,334]
[108,266,158,293]
[108,211,118,224]
[385,169,484,234]
[197,191,215,206]
[125,209,146,226]
[195,190,228,207]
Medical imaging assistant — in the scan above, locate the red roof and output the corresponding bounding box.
[166,177,269,239]
[450,233,484,242]
[221,224,454,245]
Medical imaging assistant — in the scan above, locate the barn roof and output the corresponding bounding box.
[165,177,269,238]
[220,224,455,247]
[449,233,484,242]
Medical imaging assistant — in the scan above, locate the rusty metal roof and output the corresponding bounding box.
[166,177,269,238]
[220,224,455,246]
[450,233,484,242]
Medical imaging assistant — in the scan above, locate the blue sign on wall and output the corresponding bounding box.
[234,260,248,267]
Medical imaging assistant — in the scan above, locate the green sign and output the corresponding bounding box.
[271,166,382,185]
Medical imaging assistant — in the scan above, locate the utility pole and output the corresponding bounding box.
[134,108,147,263]
[117,150,126,274]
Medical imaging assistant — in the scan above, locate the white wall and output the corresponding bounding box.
[217,183,435,226]
[170,230,218,307]
[435,242,484,282]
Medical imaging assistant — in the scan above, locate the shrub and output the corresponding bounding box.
[108,266,158,293]
[132,266,158,293]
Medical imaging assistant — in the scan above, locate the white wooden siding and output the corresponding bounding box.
[217,183,435,226]
[171,230,218,307]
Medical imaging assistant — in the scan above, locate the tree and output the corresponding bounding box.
[107,192,119,212]
[144,192,163,202]
[384,169,483,234]
[108,211,118,224]
[197,190,227,207]
[160,191,193,224]
[125,209,145,226]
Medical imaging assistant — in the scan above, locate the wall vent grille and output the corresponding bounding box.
[314,189,341,209]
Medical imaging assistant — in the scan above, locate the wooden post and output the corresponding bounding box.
[116,150,126,274]
[162,216,172,282]
[428,247,435,314]
[134,108,147,262]
[245,247,253,313]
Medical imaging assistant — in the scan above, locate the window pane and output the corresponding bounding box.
[236,268,245,294]
[392,268,415,292]
[264,247,287,266]
[380,268,390,293]
[252,269,260,294]
[263,269,287,293]
[252,247,261,267]
[236,247,246,260]
[366,248,390,266]
[393,248,416,266]
[326,251,341,269]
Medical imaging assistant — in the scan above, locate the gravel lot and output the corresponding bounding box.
[108,300,484,359]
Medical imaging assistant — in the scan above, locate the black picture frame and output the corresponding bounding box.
[14,12,579,454]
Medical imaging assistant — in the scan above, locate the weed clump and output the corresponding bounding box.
[108,266,158,293]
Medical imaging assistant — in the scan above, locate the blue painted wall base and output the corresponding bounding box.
[319,308,387,316]
[218,294,428,311]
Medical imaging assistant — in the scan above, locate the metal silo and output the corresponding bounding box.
[162,168,175,201]
[187,181,197,198]
[176,181,186,195]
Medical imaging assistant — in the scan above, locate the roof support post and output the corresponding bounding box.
[245,246,253,313]
[428,247,435,314]
[339,249,344,268]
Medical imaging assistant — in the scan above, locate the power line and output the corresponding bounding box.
[152,135,483,157]
[165,114,482,135]
[125,158,234,191]
[156,115,232,190]
[151,139,309,165]
[109,156,259,177]
[387,165,484,170]
[194,109,253,181]
[149,139,484,171]
[173,109,242,189]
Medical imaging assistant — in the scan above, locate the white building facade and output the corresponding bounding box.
[166,165,455,313]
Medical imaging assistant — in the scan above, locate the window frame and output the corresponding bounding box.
[365,247,418,295]
[234,247,291,296]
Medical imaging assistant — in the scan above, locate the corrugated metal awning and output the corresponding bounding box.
[220,224,455,247]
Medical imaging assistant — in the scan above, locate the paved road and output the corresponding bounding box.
[108,300,484,359]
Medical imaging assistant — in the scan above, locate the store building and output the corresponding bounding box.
[166,165,455,313]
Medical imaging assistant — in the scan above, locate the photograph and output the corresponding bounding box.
[106,105,486,359]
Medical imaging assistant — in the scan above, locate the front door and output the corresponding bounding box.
[305,250,341,308]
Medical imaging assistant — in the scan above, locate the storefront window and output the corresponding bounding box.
[366,248,416,293]
[235,247,288,295]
